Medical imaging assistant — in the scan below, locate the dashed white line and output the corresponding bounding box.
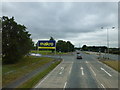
[101,84,105,88]
[64,82,67,89]
[59,67,64,74]
[80,67,84,76]
[59,72,62,74]
[100,67,112,77]
[61,67,64,69]
[90,67,96,76]
[86,61,88,63]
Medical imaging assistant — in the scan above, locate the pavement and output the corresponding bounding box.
[34,52,119,89]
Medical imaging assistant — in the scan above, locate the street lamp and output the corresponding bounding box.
[101,26,115,59]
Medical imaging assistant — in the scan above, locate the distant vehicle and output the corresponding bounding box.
[76,54,82,59]
[76,51,80,54]
[77,52,80,54]
[30,53,41,57]
[35,54,42,56]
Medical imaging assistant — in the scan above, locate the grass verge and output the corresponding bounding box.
[2,56,54,86]
[31,50,67,55]
[100,60,120,72]
[84,52,90,54]
[17,60,61,88]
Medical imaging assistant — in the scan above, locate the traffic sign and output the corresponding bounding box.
[37,40,56,49]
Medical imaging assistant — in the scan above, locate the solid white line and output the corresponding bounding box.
[101,84,105,88]
[90,67,96,76]
[35,59,64,88]
[64,82,67,88]
[69,61,73,74]
[100,67,112,77]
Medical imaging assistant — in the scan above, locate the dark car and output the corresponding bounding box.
[76,52,80,54]
[76,54,82,59]
[76,51,80,54]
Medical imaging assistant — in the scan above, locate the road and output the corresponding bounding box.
[35,52,119,89]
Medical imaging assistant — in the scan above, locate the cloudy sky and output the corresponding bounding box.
[2,2,118,47]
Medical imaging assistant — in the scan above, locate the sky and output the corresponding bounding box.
[2,2,118,48]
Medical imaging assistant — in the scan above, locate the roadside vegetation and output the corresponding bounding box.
[2,16,73,88]
[81,45,120,55]
[31,50,68,55]
[2,56,54,86]
[82,51,90,54]
[17,60,61,88]
[2,16,34,64]
[100,60,120,72]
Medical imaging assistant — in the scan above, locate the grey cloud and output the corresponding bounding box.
[2,2,118,47]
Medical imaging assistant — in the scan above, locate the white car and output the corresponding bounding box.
[30,53,41,56]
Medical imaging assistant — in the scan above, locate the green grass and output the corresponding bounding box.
[31,50,68,55]
[31,50,51,55]
[17,60,61,88]
[3,56,53,74]
[2,56,54,86]
[84,52,90,54]
[100,60,120,72]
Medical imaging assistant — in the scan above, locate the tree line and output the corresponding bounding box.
[82,45,107,52]
[49,37,74,52]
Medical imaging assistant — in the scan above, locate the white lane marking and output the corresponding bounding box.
[86,61,88,63]
[64,82,67,89]
[90,67,96,76]
[101,84,105,88]
[69,67,72,74]
[35,59,64,88]
[100,67,112,77]
[59,67,64,74]
[80,67,84,75]
[61,67,64,69]
[59,72,62,74]
[69,61,73,74]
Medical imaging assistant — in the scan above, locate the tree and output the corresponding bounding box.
[49,36,55,53]
[2,16,34,64]
[49,36,55,41]
[82,45,88,51]
[56,40,74,52]
[66,41,74,52]
[0,17,1,57]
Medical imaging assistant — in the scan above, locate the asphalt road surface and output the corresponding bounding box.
[35,52,119,89]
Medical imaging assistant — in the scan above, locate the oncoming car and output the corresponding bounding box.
[76,54,82,59]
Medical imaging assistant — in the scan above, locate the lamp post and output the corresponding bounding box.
[101,27,115,59]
